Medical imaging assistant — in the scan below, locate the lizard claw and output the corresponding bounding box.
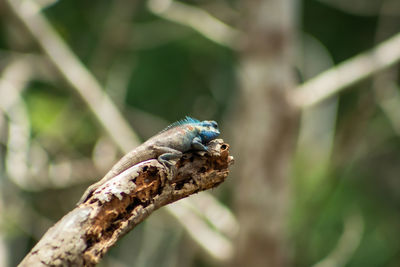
[76,180,104,205]
[159,159,178,180]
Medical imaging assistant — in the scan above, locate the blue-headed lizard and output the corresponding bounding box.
[78,116,220,204]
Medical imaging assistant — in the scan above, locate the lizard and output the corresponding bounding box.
[77,116,220,205]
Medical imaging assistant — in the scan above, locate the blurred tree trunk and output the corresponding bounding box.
[233,0,298,266]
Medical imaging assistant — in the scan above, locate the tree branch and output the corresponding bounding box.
[19,139,233,266]
[290,31,400,108]
[147,0,239,48]
[6,0,141,150]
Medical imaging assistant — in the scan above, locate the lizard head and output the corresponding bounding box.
[198,120,220,142]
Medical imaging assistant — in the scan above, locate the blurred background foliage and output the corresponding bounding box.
[0,0,400,266]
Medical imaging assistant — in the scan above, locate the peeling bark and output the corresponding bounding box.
[19,139,233,267]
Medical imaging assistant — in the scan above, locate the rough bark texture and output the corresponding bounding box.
[233,0,298,266]
[19,139,233,267]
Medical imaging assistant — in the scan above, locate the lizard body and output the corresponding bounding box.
[78,116,220,204]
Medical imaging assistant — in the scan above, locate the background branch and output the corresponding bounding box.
[7,0,141,150]
[290,32,400,108]
[147,0,239,48]
[147,0,400,111]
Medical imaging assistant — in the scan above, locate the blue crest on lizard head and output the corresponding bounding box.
[161,116,202,132]
[161,116,220,142]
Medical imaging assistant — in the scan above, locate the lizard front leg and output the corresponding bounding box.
[191,136,208,151]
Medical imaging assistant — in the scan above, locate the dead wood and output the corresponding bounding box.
[19,139,233,267]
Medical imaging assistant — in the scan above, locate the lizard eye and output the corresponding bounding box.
[210,121,218,129]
